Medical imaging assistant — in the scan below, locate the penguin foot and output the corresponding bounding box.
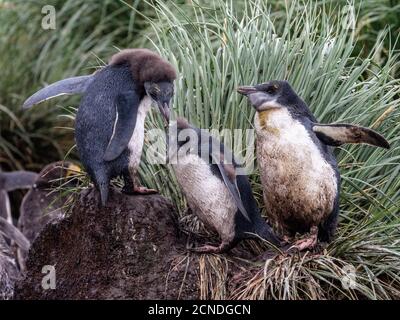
[133,186,158,195]
[289,226,318,251]
[189,245,221,254]
[189,241,233,254]
[121,185,157,195]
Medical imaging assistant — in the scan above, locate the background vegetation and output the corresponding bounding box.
[0,0,399,299]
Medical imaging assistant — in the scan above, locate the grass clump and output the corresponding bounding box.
[0,0,148,171]
[137,0,400,299]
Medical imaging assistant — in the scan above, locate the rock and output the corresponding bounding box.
[17,161,81,268]
[0,236,20,300]
[14,187,199,299]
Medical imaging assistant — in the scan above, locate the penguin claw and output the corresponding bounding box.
[288,227,318,252]
[133,186,158,195]
[121,186,157,195]
[188,240,234,254]
[189,244,221,254]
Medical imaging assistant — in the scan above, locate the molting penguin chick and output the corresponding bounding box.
[238,81,390,250]
[23,49,177,205]
[169,118,281,253]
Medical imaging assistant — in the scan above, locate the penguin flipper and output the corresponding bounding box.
[103,91,140,161]
[312,123,390,149]
[0,171,38,191]
[22,75,94,109]
[0,217,30,252]
[217,162,251,222]
[206,137,251,222]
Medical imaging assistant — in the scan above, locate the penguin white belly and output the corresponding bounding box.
[255,109,337,235]
[172,154,237,242]
[127,96,151,175]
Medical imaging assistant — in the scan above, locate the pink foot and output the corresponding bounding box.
[289,226,318,251]
[189,245,221,254]
[133,186,158,195]
[188,240,233,254]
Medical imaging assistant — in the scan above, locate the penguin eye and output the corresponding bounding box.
[149,91,158,99]
[266,85,278,95]
[149,85,161,99]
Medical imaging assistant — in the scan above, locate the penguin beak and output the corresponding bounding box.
[157,101,170,123]
[237,85,281,112]
[237,86,257,96]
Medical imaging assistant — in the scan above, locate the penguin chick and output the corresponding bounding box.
[238,81,390,250]
[169,118,281,254]
[23,49,177,205]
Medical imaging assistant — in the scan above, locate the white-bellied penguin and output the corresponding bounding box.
[168,117,281,253]
[237,81,390,250]
[23,49,177,205]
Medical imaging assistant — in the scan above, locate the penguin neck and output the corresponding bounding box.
[254,107,291,137]
[138,95,152,117]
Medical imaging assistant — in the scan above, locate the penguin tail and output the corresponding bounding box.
[255,221,281,247]
[98,183,109,206]
[92,170,110,206]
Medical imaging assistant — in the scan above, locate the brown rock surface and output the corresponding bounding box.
[14,188,199,299]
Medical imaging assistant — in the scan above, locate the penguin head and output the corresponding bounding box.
[237,80,309,116]
[109,49,177,123]
[144,81,174,122]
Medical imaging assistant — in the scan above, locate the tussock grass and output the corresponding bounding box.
[136,0,400,299]
[0,0,147,171]
[1,0,399,299]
